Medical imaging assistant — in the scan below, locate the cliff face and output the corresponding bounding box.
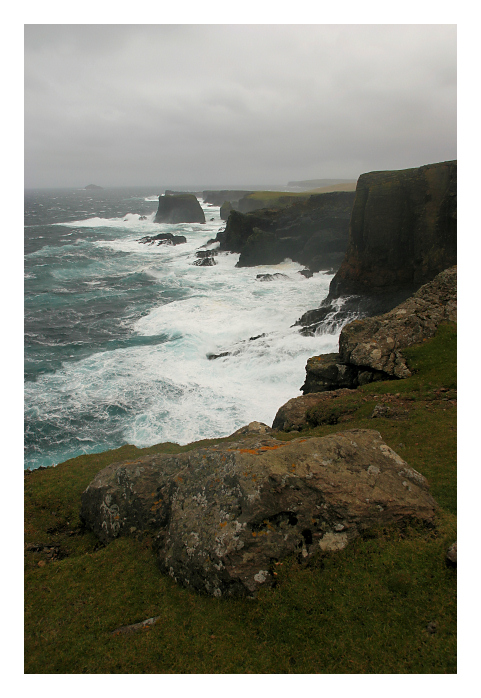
[330,160,457,296]
[296,161,457,334]
[154,194,205,224]
[215,191,356,272]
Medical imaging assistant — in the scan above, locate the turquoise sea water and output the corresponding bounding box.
[24,188,342,470]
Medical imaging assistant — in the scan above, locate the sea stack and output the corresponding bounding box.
[154,193,205,224]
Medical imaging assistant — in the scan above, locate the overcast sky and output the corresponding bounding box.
[24,24,456,188]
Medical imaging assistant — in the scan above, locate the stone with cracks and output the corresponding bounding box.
[80,429,437,598]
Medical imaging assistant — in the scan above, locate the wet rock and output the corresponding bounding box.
[206,351,231,360]
[193,249,218,266]
[81,429,437,598]
[256,273,290,282]
[139,233,187,246]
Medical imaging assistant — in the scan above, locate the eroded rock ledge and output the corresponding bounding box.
[301,266,456,394]
[80,428,436,598]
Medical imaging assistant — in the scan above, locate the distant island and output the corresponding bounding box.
[85,184,104,190]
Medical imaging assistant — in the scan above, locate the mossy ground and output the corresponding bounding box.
[24,325,456,673]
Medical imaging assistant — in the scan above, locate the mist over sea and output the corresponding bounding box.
[24,188,341,470]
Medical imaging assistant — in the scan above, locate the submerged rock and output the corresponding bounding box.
[256,273,290,281]
[193,249,218,266]
[80,429,437,598]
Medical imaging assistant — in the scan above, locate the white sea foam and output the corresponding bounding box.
[25,199,341,462]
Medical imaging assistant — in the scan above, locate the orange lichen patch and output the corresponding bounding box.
[229,444,286,455]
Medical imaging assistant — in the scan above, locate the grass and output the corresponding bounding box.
[243,191,310,208]
[24,324,456,673]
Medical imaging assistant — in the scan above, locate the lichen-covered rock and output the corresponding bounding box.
[154,194,205,224]
[81,429,437,598]
[338,266,457,378]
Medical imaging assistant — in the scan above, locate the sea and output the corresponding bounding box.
[24,187,344,470]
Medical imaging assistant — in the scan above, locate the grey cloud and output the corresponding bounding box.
[24,24,456,188]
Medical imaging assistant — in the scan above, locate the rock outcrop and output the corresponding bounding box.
[193,250,218,266]
[301,266,456,394]
[272,389,357,432]
[296,161,456,334]
[214,192,355,272]
[80,429,437,598]
[154,194,205,224]
[139,233,187,246]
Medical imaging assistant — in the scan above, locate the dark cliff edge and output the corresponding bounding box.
[296,161,457,335]
[154,193,206,224]
[214,191,356,272]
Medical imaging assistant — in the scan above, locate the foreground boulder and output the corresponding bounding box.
[154,194,205,224]
[81,429,437,598]
[302,266,456,393]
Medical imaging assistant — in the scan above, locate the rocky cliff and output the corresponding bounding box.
[214,191,356,272]
[296,161,456,334]
[300,266,456,394]
[154,194,205,224]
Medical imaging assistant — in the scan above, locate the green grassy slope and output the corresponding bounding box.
[24,324,456,673]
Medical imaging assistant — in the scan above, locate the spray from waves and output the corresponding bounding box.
[25,191,343,468]
[25,250,338,465]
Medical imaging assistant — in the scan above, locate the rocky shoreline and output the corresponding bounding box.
[30,160,458,599]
